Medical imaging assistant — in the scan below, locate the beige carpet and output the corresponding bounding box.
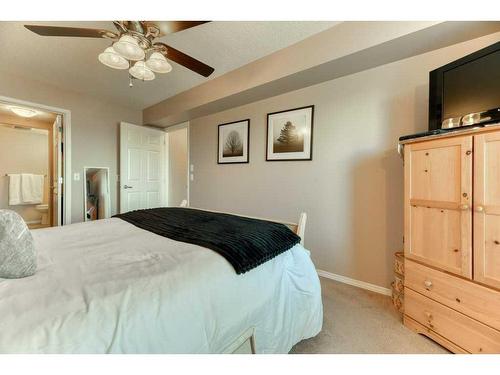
[291,277,450,354]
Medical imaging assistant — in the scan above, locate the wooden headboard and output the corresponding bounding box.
[179,200,307,246]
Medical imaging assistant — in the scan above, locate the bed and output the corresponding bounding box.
[0,204,323,354]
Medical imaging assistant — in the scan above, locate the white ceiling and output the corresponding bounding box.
[0,21,339,110]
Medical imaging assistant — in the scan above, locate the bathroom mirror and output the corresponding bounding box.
[84,167,110,222]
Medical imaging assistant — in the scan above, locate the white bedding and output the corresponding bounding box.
[0,218,323,353]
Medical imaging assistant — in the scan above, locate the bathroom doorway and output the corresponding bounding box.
[0,98,69,228]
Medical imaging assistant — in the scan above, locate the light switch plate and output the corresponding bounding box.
[190,173,194,181]
[73,172,80,181]
[190,164,194,172]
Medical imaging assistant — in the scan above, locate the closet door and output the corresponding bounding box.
[474,132,500,289]
[404,136,472,278]
[120,122,166,213]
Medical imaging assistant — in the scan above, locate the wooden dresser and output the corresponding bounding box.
[401,125,500,353]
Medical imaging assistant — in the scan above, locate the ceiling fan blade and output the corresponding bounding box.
[24,25,118,39]
[154,42,214,77]
[145,21,209,36]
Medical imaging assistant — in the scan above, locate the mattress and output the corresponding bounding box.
[0,218,323,353]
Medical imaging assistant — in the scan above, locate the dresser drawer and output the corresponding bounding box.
[405,259,500,331]
[405,288,500,353]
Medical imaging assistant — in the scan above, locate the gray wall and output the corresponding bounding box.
[189,32,500,288]
[0,71,143,223]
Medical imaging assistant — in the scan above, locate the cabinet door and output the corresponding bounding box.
[404,136,472,278]
[474,132,500,289]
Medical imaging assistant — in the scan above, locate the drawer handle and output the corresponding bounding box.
[424,280,433,290]
[425,311,433,321]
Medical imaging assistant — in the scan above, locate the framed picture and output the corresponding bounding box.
[218,119,250,164]
[266,105,314,161]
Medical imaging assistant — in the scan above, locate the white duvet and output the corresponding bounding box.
[0,218,322,353]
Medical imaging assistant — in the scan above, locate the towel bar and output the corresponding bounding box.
[4,174,47,177]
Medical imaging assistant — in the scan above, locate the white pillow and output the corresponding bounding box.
[0,209,37,279]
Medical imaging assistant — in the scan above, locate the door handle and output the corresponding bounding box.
[475,205,485,213]
[123,185,133,189]
[459,204,469,211]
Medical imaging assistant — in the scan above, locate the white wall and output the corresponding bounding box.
[189,32,500,289]
[0,71,143,223]
[0,126,48,222]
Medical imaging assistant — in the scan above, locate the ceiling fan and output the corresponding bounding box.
[24,21,215,86]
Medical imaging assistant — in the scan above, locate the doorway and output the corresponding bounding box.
[0,96,71,227]
[165,122,189,207]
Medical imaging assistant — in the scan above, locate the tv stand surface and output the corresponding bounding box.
[398,122,500,145]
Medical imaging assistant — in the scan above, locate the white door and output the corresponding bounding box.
[120,122,166,213]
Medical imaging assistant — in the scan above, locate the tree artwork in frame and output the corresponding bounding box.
[218,119,250,164]
[266,105,314,161]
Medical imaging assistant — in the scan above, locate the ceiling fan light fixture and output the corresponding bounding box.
[25,22,215,81]
[9,106,38,118]
[146,52,173,73]
[129,61,155,81]
[113,35,145,61]
[98,46,129,70]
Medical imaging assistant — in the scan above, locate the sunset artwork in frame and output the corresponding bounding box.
[266,105,314,161]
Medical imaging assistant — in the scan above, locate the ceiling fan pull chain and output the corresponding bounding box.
[129,75,133,88]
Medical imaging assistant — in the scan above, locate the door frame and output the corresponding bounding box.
[164,121,190,207]
[0,95,72,225]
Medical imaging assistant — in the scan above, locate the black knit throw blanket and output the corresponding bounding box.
[114,207,301,274]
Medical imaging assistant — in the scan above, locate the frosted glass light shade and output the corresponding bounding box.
[129,61,155,81]
[146,52,172,74]
[98,47,129,70]
[113,35,145,61]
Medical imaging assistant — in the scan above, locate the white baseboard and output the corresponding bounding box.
[316,269,392,296]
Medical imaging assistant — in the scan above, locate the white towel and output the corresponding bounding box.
[8,174,22,205]
[21,174,44,204]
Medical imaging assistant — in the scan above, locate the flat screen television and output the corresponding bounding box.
[428,41,500,131]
